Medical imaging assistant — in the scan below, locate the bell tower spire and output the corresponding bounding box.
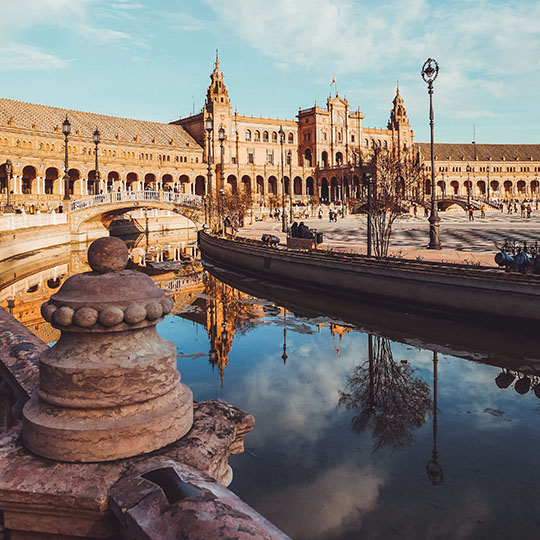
[206,51,230,114]
[388,83,409,130]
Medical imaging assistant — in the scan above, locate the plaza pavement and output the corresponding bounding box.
[238,207,540,267]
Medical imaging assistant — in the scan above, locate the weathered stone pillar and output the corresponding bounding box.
[23,236,193,462]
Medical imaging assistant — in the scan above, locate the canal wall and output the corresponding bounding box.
[199,231,540,325]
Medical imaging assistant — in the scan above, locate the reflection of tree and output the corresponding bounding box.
[339,335,431,450]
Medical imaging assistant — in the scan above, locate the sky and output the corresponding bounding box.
[1,0,539,144]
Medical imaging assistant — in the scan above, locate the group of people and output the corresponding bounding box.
[502,200,534,218]
[290,221,314,239]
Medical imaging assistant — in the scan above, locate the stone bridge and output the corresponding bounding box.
[68,190,204,235]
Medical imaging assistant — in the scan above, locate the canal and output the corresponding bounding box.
[1,231,540,540]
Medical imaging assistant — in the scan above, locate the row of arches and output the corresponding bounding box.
[214,174,315,198]
[245,129,294,144]
[303,149,345,168]
[425,178,540,198]
[0,164,208,197]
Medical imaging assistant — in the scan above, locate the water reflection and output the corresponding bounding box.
[339,335,432,451]
[3,239,540,538]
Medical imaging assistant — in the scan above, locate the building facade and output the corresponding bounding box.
[1,55,539,214]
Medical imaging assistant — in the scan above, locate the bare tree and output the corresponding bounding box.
[221,189,253,235]
[338,335,431,451]
[365,148,425,258]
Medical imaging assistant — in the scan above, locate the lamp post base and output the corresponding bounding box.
[3,204,14,214]
[427,214,441,250]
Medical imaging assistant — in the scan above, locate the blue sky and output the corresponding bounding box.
[1,0,539,143]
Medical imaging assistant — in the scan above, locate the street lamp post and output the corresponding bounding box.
[93,128,100,195]
[218,126,225,234]
[486,165,490,203]
[205,116,213,226]
[3,159,14,213]
[279,126,286,233]
[288,149,293,223]
[364,171,373,257]
[62,116,71,201]
[466,164,472,209]
[421,58,441,250]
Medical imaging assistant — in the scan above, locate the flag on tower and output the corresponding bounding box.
[330,76,336,86]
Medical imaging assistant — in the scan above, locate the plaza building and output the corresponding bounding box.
[1,54,539,214]
[417,142,540,204]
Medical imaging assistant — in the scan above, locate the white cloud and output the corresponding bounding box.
[203,0,540,128]
[0,43,71,71]
[0,0,139,72]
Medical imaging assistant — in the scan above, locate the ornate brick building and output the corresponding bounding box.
[1,55,539,213]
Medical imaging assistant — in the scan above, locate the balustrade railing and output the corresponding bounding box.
[69,190,203,212]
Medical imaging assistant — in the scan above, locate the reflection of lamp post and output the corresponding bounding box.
[62,115,71,201]
[279,126,286,233]
[282,307,288,365]
[421,58,441,250]
[364,171,373,257]
[466,164,472,208]
[426,350,443,485]
[93,128,100,195]
[205,116,213,225]
[3,159,14,213]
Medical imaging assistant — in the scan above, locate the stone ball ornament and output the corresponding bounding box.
[39,237,174,332]
[87,236,129,273]
[25,236,192,463]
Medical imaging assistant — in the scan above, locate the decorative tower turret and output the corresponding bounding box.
[206,51,231,113]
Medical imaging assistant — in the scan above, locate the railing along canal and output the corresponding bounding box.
[70,190,203,212]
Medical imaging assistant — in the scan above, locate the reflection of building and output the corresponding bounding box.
[201,275,265,385]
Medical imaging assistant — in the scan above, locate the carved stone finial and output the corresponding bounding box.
[23,237,193,462]
[87,236,128,273]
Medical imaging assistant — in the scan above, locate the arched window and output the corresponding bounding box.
[288,133,294,144]
[263,131,269,142]
[245,129,251,141]
[364,139,369,147]
[272,131,278,143]
[254,130,261,142]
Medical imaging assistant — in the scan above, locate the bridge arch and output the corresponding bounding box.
[69,191,205,235]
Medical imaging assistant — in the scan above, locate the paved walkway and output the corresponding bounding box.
[238,208,540,267]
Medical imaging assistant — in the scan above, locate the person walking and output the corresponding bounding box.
[481,204,486,218]
[468,205,474,221]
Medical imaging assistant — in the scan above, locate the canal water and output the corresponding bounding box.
[2,232,540,540]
